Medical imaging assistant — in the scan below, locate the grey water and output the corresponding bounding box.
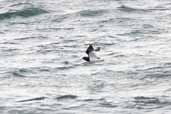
[0,0,171,114]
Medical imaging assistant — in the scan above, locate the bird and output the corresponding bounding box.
[82,44,100,62]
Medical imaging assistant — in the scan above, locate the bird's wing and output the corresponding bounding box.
[89,52,100,60]
[86,45,94,55]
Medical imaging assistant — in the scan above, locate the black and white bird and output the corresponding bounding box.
[82,44,100,62]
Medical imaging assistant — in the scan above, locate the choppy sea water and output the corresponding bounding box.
[0,0,171,114]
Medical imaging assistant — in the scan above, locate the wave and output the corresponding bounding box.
[133,96,171,109]
[0,7,48,20]
[117,5,148,12]
[78,9,108,17]
[56,95,77,100]
[134,96,160,104]
[18,97,46,102]
[52,9,108,23]
[99,101,117,108]
[82,98,105,102]
[139,65,171,80]
[8,68,35,77]
[52,14,70,23]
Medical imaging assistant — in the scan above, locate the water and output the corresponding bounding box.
[0,0,171,114]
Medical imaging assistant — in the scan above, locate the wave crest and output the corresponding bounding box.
[0,7,48,20]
